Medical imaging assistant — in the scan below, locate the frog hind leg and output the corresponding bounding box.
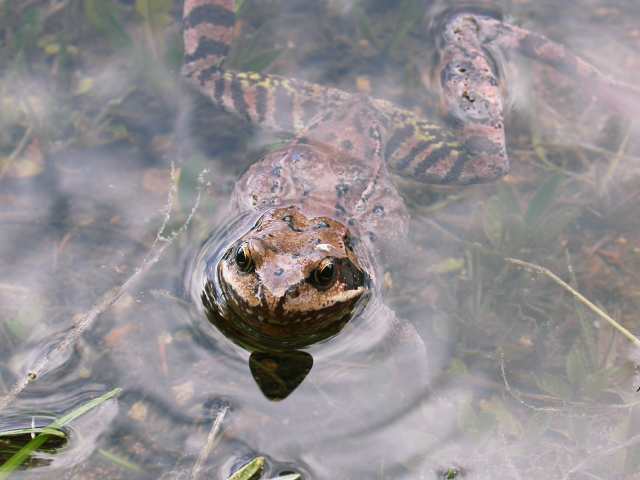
[385,13,640,185]
[183,0,354,134]
[475,14,640,111]
[383,14,510,185]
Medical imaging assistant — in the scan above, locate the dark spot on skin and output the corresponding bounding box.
[353,114,364,133]
[324,133,337,142]
[287,287,300,299]
[274,268,284,277]
[336,183,349,197]
[373,205,384,216]
[344,234,357,250]
[368,231,377,242]
[292,253,301,258]
[282,215,304,232]
[272,166,282,176]
[335,203,347,217]
[314,238,322,245]
[341,139,354,151]
[348,218,356,226]
[314,221,330,229]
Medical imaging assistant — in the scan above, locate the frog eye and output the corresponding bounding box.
[234,242,254,273]
[311,258,336,289]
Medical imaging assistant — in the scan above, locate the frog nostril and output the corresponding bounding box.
[274,267,284,276]
[286,284,300,298]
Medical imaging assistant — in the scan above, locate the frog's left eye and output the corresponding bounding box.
[235,242,254,273]
[311,258,336,289]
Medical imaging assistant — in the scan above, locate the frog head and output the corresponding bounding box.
[210,206,370,347]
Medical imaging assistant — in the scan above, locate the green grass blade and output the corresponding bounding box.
[0,434,50,479]
[524,174,562,225]
[98,448,144,473]
[0,428,66,439]
[235,0,248,15]
[227,456,265,480]
[52,388,122,429]
[0,388,122,478]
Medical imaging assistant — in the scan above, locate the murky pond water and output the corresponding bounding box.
[1,0,640,479]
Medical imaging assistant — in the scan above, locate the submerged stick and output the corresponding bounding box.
[190,406,229,480]
[506,257,640,348]
[0,164,207,413]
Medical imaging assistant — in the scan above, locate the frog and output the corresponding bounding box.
[184,0,632,349]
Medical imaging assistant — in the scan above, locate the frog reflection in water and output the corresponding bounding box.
[185,0,635,393]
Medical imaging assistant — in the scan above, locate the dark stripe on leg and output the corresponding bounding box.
[184,4,235,29]
[384,124,415,161]
[230,77,250,120]
[198,64,222,83]
[442,154,468,184]
[213,76,225,105]
[394,141,430,171]
[274,85,294,131]
[184,38,229,64]
[301,100,320,126]
[414,146,452,177]
[256,85,268,123]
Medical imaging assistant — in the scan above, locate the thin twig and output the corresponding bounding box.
[599,121,632,196]
[505,257,640,348]
[499,350,564,413]
[0,125,33,180]
[190,406,229,480]
[0,164,206,413]
[562,431,640,480]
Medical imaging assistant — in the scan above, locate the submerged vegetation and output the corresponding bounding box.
[0,0,639,478]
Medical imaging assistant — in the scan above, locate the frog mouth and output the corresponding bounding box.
[203,276,370,350]
[223,279,367,328]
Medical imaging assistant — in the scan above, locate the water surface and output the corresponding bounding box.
[1,0,640,478]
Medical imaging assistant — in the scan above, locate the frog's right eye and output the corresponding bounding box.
[235,242,254,273]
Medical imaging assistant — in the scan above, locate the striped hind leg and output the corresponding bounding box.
[475,15,640,110]
[382,14,510,185]
[183,0,355,134]
[385,12,640,185]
